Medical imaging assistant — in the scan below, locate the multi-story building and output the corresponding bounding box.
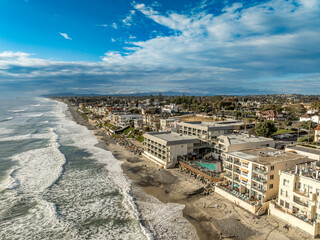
[269,161,320,237]
[117,114,143,127]
[212,134,275,160]
[286,145,320,161]
[177,120,243,142]
[223,148,309,202]
[160,118,180,132]
[256,110,287,121]
[142,132,200,168]
[315,126,320,142]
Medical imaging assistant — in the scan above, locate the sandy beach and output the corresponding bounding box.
[68,105,313,240]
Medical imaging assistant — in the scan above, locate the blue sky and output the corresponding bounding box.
[0,0,319,96]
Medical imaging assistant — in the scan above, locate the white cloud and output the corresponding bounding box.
[122,10,135,26]
[111,23,118,29]
[1,0,320,96]
[96,24,108,27]
[59,32,72,40]
[111,38,116,42]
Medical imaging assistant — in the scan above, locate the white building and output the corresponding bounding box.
[213,134,275,160]
[177,120,244,142]
[160,118,180,132]
[286,145,320,161]
[299,113,319,123]
[162,104,179,114]
[117,114,143,127]
[143,132,200,168]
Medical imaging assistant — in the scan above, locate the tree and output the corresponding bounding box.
[254,121,277,137]
[300,121,317,130]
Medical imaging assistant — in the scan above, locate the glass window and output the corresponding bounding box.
[283,179,289,187]
[280,200,284,206]
[271,166,274,171]
[269,184,273,189]
[270,175,274,180]
[317,189,320,196]
[285,202,290,209]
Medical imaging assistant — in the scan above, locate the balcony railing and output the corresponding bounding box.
[252,176,267,184]
[253,167,267,175]
[225,173,232,179]
[252,185,267,193]
[225,158,233,163]
[224,165,233,171]
[293,197,308,207]
[234,161,241,166]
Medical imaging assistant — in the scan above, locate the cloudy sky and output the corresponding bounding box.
[0,0,319,96]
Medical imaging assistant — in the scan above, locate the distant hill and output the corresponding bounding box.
[42,91,194,97]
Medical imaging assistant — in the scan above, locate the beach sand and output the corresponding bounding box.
[68,105,313,240]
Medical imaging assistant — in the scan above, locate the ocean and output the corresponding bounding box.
[0,97,151,240]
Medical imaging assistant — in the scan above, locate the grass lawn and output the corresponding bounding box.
[123,127,135,135]
[272,129,296,135]
[135,135,144,142]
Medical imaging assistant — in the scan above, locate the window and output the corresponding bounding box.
[298,182,301,189]
[280,189,284,196]
[280,200,284,206]
[285,202,290,209]
[270,175,274,180]
[317,189,320,196]
[283,179,289,187]
[271,166,274,171]
[269,184,273,189]
[310,186,313,194]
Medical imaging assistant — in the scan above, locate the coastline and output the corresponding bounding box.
[67,105,218,240]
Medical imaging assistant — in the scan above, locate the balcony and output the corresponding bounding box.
[234,161,241,166]
[225,157,233,163]
[252,176,267,184]
[234,178,240,183]
[293,197,308,207]
[252,185,267,193]
[253,167,267,175]
[234,169,241,174]
[225,173,232,179]
[224,165,233,171]
[293,190,309,198]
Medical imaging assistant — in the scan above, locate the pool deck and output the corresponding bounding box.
[179,161,221,182]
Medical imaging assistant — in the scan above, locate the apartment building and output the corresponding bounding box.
[160,118,180,132]
[212,134,275,160]
[286,145,320,161]
[117,114,143,127]
[223,148,309,202]
[270,161,320,237]
[142,132,199,168]
[177,120,243,142]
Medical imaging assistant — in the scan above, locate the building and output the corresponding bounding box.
[117,114,143,127]
[256,110,287,121]
[177,120,243,142]
[223,148,309,203]
[270,161,320,237]
[315,126,320,142]
[212,134,275,160]
[142,132,200,168]
[160,118,180,132]
[299,113,319,123]
[286,145,320,161]
[162,104,179,114]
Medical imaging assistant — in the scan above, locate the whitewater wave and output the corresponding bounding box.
[0,116,13,122]
[23,113,44,118]
[9,108,28,113]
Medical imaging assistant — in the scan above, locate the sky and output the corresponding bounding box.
[0,0,319,96]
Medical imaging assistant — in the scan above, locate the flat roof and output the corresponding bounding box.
[286,145,320,155]
[179,120,243,130]
[144,132,199,145]
[220,134,274,145]
[227,148,307,165]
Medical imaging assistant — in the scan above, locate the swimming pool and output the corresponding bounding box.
[196,162,217,170]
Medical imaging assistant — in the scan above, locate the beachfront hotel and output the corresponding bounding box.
[177,120,243,142]
[142,132,200,168]
[269,161,320,237]
[212,134,275,161]
[222,148,309,203]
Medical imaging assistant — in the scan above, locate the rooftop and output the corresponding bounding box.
[219,134,273,145]
[227,148,307,165]
[179,120,243,130]
[144,132,199,145]
[286,145,320,155]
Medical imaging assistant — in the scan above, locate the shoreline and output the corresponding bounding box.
[67,105,218,240]
[66,104,312,240]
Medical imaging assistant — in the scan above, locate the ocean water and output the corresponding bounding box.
[0,97,151,240]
